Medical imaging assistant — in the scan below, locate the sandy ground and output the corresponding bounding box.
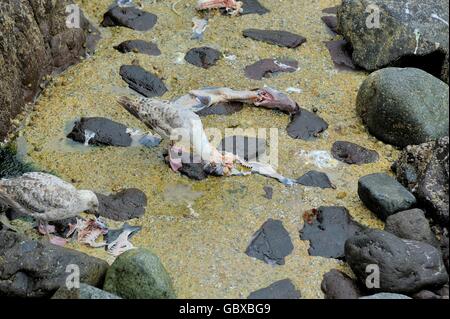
[15,0,399,298]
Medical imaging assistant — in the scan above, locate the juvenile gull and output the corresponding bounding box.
[118,96,296,185]
[117,96,234,174]
[0,172,99,244]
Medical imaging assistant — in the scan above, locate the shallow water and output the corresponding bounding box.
[16,0,399,298]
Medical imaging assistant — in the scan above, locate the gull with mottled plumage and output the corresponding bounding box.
[0,172,99,244]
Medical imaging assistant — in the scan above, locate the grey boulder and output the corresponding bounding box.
[0,231,109,298]
[358,173,416,220]
[385,209,439,247]
[356,68,449,148]
[52,283,121,299]
[345,229,448,294]
[103,248,176,299]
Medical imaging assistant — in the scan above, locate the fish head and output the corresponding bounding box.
[255,87,300,114]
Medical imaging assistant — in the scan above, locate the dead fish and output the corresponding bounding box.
[67,217,108,248]
[186,87,299,114]
[105,223,141,256]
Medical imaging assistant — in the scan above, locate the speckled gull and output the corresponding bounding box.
[0,172,99,243]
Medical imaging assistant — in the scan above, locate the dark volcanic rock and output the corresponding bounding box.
[184,47,221,69]
[101,6,157,31]
[0,0,99,140]
[95,188,147,221]
[393,137,449,227]
[163,151,209,181]
[243,29,306,48]
[179,163,208,181]
[52,283,121,299]
[286,109,328,140]
[245,219,294,265]
[338,0,449,82]
[357,68,449,148]
[416,137,449,226]
[244,59,298,80]
[300,206,364,259]
[196,102,244,116]
[67,117,132,147]
[296,171,334,189]
[248,279,301,299]
[120,65,168,97]
[358,173,417,220]
[392,140,436,191]
[0,231,109,298]
[321,16,339,34]
[224,0,269,15]
[345,229,448,294]
[385,209,439,247]
[321,269,362,299]
[218,136,266,161]
[324,40,356,70]
[114,40,161,56]
[331,141,379,165]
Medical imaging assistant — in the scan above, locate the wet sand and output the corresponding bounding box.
[16,0,398,298]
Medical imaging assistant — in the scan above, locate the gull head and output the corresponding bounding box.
[78,190,99,214]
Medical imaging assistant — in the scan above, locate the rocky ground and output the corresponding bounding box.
[0,0,448,299]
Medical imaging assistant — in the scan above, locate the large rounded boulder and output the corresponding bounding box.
[356,68,449,147]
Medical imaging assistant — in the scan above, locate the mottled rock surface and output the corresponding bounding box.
[0,0,99,140]
[356,68,448,147]
[338,0,449,82]
[103,248,176,299]
[385,209,439,247]
[393,137,449,227]
[0,231,108,298]
[345,229,448,294]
